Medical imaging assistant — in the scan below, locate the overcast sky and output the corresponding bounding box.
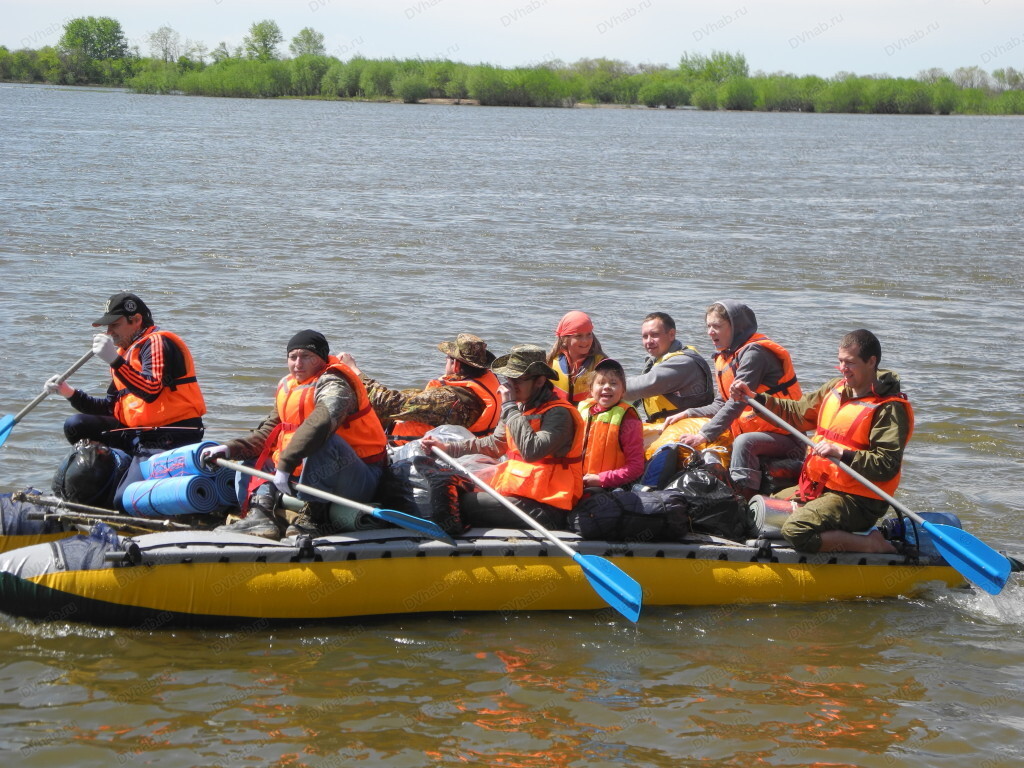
[5,0,1021,78]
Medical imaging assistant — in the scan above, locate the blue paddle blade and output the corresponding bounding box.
[923,520,1011,595]
[369,507,456,545]
[573,553,643,622]
[0,414,15,448]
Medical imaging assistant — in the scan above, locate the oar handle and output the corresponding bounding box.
[430,445,578,560]
[215,457,374,514]
[12,350,96,424]
[743,395,924,525]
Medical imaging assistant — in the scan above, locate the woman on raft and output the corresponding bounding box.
[546,311,606,404]
[664,300,804,500]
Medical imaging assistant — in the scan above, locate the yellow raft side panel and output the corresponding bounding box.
[27,556,967,619]
[0,532,74,554]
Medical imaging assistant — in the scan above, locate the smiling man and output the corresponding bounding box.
[46,291,206,454]
[623,311,714,423]
[731,329,913,554]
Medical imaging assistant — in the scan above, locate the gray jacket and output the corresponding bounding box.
[625,339,714,421]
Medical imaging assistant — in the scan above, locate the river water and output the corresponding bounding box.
[0,83,1022,766]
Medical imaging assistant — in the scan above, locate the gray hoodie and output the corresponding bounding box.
[686,299,792,442]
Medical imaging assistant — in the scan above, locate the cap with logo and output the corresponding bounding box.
[92,292,151,327]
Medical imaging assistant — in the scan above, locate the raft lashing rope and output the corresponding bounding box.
[121,442,224,516]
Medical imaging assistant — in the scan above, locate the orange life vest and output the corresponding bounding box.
[272,357,387,469]
[389,371,501,445]
[491,398,585,511]
[578,399,636,477]
[715,334,801,436]
[799,384,914,501]
[112,328,206,428]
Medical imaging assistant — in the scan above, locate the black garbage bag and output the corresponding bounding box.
[665,465,753,542]
[378,454,472,536]
[568,488,691,542]
[52,440,132,510]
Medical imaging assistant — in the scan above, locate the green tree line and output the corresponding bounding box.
[2,17,1023,114]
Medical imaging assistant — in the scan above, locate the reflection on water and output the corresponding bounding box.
[0,84,1023,766]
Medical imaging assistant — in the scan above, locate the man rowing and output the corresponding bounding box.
[731,329,911,554]
[46,292,206,455]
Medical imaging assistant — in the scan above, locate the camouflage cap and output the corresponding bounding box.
[437,334,496,369]
[490,344,558,380]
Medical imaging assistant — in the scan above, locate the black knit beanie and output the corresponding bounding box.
[287,330,329,361]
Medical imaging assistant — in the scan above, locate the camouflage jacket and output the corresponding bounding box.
[361,374,485,430]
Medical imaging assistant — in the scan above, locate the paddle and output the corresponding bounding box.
[744,395,1011,595]
[430,445,643,622]
[214,457,456,545]
[0,351,95,448]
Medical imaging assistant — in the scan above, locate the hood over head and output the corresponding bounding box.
[713,299,757,355]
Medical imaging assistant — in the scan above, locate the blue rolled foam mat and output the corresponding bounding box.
[122,476,219,516]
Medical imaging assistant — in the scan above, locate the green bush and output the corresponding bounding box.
[177,58,290,97]
[931,79,958,114]
[466,66,569,107]
[718,77,755,110]
[637,75,690,108]
[358,59,397,98]
[127,61,180,94]
[691,81,719,110]
[392,72,430,103]
[955,88,989,114]
[895,80,932,114]
[813,77,867,113]
[290,54,330,97]
[993,89,1024,115]
[754,75,823,111]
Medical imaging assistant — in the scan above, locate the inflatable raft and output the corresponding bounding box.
[0,524,972,627]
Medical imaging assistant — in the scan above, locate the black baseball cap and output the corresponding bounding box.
[92,292,151,326]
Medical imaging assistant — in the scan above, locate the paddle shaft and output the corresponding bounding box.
[430,446,578,560]
[11,350,95,424]
[215,458,376,514]
[744,395,926,526]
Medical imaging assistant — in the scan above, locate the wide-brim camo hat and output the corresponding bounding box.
[437,334,496,369]
[490,344,558,380]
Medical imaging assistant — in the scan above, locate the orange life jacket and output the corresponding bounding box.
[799,384,914,501]
[272,357,387,470]
[715,334,801,436]
[491,398,585,511]
[578,399,636,477]
[112,328,206,428]
[389,371,501,445]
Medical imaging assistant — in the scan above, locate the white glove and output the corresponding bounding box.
[92,333,119,365]
[200,444,230,469]
[44,375,74,398]
[272,469,293,496]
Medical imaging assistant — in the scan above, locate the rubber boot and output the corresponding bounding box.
[214,493,282,540]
